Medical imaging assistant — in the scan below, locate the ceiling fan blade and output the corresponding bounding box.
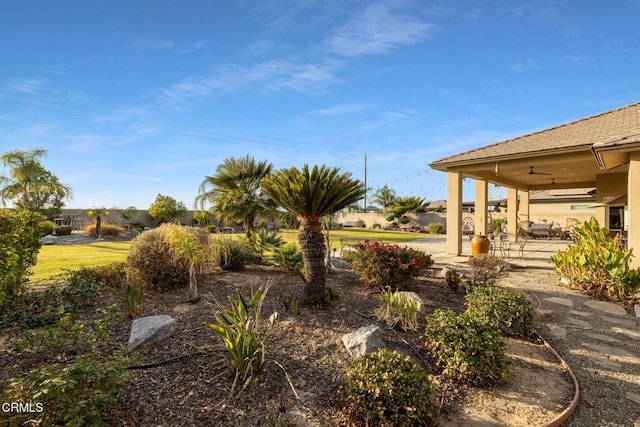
[528,166,551,175]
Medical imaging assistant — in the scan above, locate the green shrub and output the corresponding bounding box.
[92,263,127,288]
[375,289,419,331]
[58,267,104,308]
[0,209,43,304]
[40,219,55,235]
[464,285,534,337]
[372,222,381,229]
[126,227,190,291]
[491,218,505,235]
[467,254,509,286]
[4,353,130,427]
[248,229,283,258]
[356,219,366,228]
[441,267,464,294]
[4,267,106,328]
[426,222,443,234]
[424,308,508,385]
[214,236,252,271]
[84,222,126,237]
[551,218,640,301]
[4,306,135,427]
[271,242,304,274]
[54,225,73,235]
[109,271,143,319]
[344,240,433,290]
[341,349,437,426]
[203,285,278,390]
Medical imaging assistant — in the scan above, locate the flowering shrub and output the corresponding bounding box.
[344,240,432,290]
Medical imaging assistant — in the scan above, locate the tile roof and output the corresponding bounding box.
[430,102,640,168]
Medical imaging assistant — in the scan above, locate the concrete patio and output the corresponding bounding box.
[405,235,571,270]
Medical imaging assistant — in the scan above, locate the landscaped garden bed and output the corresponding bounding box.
[1,260,573,426]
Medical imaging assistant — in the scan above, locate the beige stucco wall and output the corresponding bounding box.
[334,212,447,230]
[528,203,595,228]
[59,209,197,229]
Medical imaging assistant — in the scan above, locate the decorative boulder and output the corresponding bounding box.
[128,315,177,350]
[330,258,350,269]
[342,324,385,357]
[42,235,58,245]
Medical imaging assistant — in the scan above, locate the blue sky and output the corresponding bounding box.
[2,1,639,210]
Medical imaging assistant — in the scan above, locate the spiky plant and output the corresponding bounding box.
[261,164,364,306]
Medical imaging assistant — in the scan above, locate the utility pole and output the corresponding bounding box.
[363,153,368,211]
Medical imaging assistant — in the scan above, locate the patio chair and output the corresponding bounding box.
[518,235,528,259]
[498,234,511,259]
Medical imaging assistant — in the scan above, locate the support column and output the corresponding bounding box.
[446,171,463,255]
[628,152,640,268]
[507,187,518,241]
[475,179,488,236]
[518,189,529,241]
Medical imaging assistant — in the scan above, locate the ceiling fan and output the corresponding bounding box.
[528,166,551,176]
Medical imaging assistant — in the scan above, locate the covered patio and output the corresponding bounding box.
[429,102,640,267]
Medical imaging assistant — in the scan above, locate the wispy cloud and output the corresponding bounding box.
[310,102,372,116]
[127,38,206,54]
[63,133,112,152]
[511,58,540,73]
[156,59,340,106]
[5,78,49,93]
[326,0,433,57]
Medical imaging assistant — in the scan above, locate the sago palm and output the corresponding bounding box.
[262,164,365,306]
[195,155,273,236]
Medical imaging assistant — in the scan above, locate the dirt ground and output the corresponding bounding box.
[1,265,574,426]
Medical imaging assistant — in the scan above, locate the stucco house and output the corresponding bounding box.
[429,102,640,267]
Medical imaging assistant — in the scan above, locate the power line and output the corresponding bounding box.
[0,89,322,152]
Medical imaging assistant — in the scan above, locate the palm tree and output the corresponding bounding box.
[0,148,72,216]
[372,185,397,212]
[397,196,429,214]
[262,164,365,306]
[160,224,210,303]
[195,155,273,236]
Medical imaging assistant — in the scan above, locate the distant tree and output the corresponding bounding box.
[0,148,72,218]
[192,210,211,227]
[195,155,273,236]
[117,206,138,225]
[148,194,187,224]
[87,207,110,237]
[372,185,397,212]
[346,203,361,213]
[386,196,430,227]
[262,164,365,306]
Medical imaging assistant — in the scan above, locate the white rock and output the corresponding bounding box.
[330,258,350,269]
[634,304,640,318]
[342,324,384,357]
[128,315,177,350]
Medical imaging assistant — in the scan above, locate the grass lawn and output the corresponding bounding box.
[29,228,429,283]
[277,228,427,251]
[31,241,132,284]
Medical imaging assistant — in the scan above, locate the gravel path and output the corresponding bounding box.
[499,269,640,427]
